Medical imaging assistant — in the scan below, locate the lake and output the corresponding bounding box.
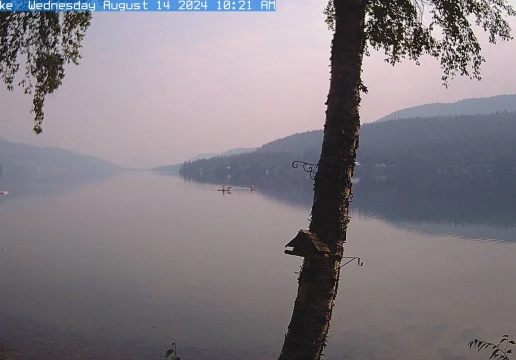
[1,172,515,360]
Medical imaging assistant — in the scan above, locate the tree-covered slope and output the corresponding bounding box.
[257,130,322,154]
[180,112,516,196]
[153,147,256,172]
[354,112,516,195]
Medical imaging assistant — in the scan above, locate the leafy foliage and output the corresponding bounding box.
[165,343,180,360]
[469,335,515,360]
[324,0,515,86]
[0,13,92,134]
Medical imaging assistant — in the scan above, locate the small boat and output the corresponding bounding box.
[0,191,8,195]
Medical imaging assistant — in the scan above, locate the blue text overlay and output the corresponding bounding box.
[0,0,276,11]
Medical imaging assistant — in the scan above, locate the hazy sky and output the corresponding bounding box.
[1,2,516,168]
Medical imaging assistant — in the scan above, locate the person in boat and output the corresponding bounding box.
[250,185,255,191]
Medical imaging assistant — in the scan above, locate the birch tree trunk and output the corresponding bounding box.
[278,1,366,359]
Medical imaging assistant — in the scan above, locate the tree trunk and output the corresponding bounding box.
[278,1,366,359]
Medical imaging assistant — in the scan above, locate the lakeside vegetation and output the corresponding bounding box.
[178,112,516,200]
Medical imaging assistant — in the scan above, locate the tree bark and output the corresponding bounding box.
[278,1,366,359]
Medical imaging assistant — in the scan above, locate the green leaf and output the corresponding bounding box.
[0,13,92,134]
[509,341,515,344]
[165,349,174,357]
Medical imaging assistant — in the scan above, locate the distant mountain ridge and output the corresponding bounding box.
[377,94,516,122]
[157,93,516,171]
[0,137,120,184]
[252,95,516,155]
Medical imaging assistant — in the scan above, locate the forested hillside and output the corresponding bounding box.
[180,112,516,198]
[256,130,322,154]
[153,147,256,173]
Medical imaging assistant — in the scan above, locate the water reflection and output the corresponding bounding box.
[0,173,306,359]
[230,178,516,243]
[0,173,121,206]
[2,172,516,360]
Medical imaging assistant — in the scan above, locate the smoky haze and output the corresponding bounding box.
[1,2,516,169]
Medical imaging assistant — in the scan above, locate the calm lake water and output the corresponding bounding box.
[1,172,515,360]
